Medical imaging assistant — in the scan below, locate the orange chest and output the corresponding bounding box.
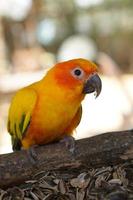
[27,95,80,143]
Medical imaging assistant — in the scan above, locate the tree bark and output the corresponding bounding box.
[0,130,133,189]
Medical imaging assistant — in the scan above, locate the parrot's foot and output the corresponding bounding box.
[60,135,76,155]
[27,145,38,165]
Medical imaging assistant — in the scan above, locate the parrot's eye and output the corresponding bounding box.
[71,67,84,80]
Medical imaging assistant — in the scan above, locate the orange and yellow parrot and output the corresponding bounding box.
[7,58,102,151]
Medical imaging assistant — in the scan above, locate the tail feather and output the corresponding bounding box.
[12,137,22,151]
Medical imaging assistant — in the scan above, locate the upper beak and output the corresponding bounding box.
[83,74,102,98]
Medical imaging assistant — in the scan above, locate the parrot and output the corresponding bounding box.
[7,58,102,151]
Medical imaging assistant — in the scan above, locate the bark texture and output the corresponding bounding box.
[0,130,133,188]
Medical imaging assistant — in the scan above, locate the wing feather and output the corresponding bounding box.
[8,88,37,150]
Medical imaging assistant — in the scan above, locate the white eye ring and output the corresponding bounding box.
[71,67,84,80]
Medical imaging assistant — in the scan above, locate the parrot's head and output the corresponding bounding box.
[49,58,102,98]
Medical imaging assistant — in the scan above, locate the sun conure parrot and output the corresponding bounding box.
[7,58,102,151]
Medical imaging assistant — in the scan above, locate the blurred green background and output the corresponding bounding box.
[0,0,133,154]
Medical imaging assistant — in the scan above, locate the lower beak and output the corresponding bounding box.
[83,74,102,97]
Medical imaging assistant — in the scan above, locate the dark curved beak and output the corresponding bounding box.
[83,74,102,98]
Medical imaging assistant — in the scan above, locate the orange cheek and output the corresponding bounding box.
[54,69,81,89]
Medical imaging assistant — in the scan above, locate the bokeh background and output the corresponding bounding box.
[0,0,133,154]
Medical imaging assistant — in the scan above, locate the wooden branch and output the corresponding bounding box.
[0,130,133,189]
